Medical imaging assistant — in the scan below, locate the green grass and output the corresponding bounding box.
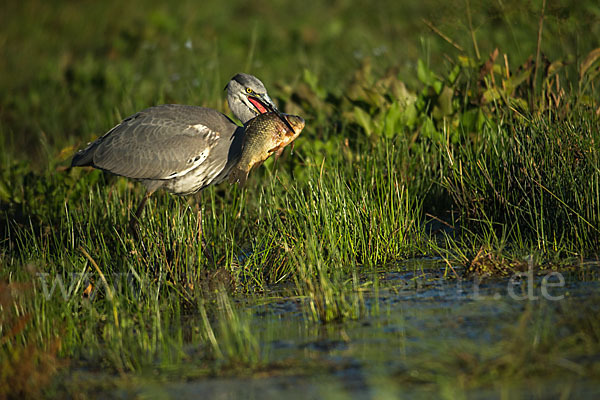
[2,0,600,398]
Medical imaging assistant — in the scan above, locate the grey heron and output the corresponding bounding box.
[71,73,291,228]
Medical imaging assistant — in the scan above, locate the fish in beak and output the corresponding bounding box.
[246,93,296,133]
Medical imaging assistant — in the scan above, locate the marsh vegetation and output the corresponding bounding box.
[1,0,600,398]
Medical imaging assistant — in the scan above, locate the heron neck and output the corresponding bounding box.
[229,99,256,125]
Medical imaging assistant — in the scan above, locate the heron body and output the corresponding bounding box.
[71,73,290,223]
[72,104,244,195]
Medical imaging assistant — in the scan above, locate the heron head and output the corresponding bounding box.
[226,73,295,131]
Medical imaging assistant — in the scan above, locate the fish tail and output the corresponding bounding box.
[229,167,249,186]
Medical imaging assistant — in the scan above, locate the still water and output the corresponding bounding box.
[111,260,599,399]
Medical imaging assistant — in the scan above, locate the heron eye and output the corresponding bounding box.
[246,87,253,94]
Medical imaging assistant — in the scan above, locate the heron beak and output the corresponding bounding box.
[272,108,296,133]
[248,94,296,133]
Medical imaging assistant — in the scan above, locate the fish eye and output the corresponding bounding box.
[246,88,253,94]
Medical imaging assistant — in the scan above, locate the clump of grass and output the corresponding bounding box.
[226,142,424,321]
[198,289,261,367]
[0,277,64,399]
[440,71,600,257]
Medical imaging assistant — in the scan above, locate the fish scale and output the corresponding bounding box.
[229,113,305,186]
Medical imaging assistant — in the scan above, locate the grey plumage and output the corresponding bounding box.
[72,105,243,194]
[71,73,286,224]
[225,74,277,124]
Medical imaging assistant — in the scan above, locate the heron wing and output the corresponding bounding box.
[75,105,239,180]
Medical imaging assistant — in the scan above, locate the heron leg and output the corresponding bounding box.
[193,193,214,264]
[129,189,155,234]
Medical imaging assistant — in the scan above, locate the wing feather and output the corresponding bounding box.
[74,105,238,180]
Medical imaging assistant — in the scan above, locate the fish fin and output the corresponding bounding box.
[273,148,285,162]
